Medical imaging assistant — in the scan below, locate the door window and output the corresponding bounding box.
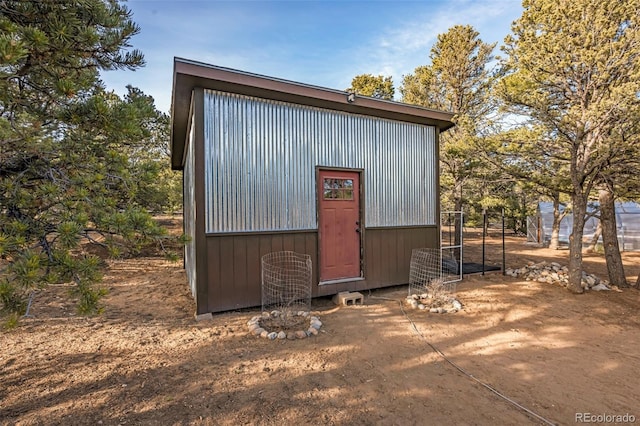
[323,178,354,200]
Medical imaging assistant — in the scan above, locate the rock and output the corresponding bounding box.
[429,308,438,313]
[261,311,271,318]
[592,283,610,291]
[253,327,265,336]
[452,300,462,310]
[277,331,286,339]
[267,332,278,340]
[436,307,446,314]
[248,323,261,332]
[410,300,419,309]
[310,320,322,329]
[286,332,296,340]
[295,330,307,339]
[270,310,279,317]
[308,327,318,335]
[418,304,426,310]
[510,262,608,290]
[260,330,269,338]
[412,294,420,300]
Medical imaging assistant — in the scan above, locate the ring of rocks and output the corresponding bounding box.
[247,311,322,340]
[505,261,612,291]
[405,294,463,313]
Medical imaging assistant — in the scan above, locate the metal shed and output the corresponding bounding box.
[170,58,454,316]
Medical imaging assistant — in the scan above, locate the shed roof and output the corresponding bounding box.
[170,57,455,170]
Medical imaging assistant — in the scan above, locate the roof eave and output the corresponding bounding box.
[171,58,455,170]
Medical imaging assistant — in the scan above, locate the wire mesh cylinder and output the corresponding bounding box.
[261,251,312,325]
[408,248,457,297]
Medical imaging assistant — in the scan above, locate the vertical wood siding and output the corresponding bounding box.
[204,227,437,312]
[203,90,437,233]
[206,232,319,311]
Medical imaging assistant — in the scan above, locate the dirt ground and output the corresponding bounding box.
[2,219,640,426]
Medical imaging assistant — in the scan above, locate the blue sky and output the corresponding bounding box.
[101,0,524,114]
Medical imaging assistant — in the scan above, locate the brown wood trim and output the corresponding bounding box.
[316,166,365,173]
[316,167,365,281]
[205,229,317,237]
[365,225,438,230]
[193,87,209,315]
[171,58,454,169]
[359,168,366,280]
[435,126,442,240]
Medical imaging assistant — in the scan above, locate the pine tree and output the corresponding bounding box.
[347,74,395,100]
[501,0,640,292]
[0,0,171,325]
[400,25,497,245]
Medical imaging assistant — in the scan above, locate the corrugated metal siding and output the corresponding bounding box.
[203,90,437,233]
[184,116,197,297]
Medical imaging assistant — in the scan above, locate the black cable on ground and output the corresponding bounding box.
[370,295,556,426]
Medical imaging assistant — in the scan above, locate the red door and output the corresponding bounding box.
[318,170,361,281]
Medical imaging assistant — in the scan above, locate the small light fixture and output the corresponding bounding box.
[347,92,356,103]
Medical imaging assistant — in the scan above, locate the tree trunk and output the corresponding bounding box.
[635,272,640,289]
[549,194,563,250]
[585,221,602,253]
[599,188,627,287]
[567,192,586,293]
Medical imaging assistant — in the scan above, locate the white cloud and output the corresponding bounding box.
[350,0,521,98]
[101,0,522,113]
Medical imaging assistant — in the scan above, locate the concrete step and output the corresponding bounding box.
[332,291,364,306]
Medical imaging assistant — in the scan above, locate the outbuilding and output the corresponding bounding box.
[532,201,640,250]
[170,58,454,316]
